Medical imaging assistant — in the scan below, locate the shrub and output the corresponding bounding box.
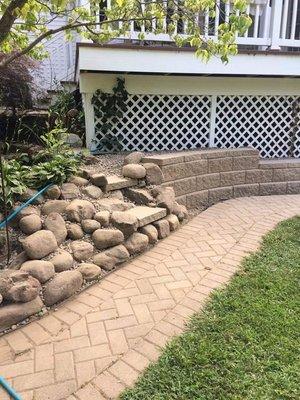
[0,54,36,109]
[0,158,29,210]
[0,129,82,212]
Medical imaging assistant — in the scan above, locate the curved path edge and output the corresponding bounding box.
[1,194,300,400]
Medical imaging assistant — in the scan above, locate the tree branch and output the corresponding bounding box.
[0,16,156,68]
[0,0,28,44]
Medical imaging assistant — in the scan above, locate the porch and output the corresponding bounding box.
[88,0,300,51]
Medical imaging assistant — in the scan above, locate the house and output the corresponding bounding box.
[73,0,300,158]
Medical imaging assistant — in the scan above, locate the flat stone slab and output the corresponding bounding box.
[126,206,167,227]
[106,175,137,191]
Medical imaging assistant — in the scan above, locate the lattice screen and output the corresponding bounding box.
[93,93,300,158]
[214,95,300,158]
[93,94,211,152]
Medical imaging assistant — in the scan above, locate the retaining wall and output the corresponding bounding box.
[142,148,300,209]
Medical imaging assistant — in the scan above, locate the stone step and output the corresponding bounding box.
[106,175,137,191]
[126,206,167,227]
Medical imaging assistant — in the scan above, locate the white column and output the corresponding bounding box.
[82,92,95,150]
[269,0,283,49]
[209,95,217,148]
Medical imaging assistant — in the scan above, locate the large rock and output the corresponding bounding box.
[124,151,143,165]
[0,270,41,303]
[165,214,180,231]
[61,183,80,200]
[0,270,40,303]
[77,263,102,281]
[0,270,28,296]
[105,244,130,264]
[90,173,108,187]
[42,200,69,215]
[6,276,41,303]
[125,232,149,255]
[140,224,158,244]
[82,185,103,200]
[67,223,84,240]
[172,203,188,222]
[50,250,74,272]
[0,297,44,333]
[19,214,42,235]
[92,229,124,250]
[153,219,170,239]
[122,164,146,179]
[124,188,154,206]
[18,205,40,220]
[21,260,55,283]
[143,163,164,185]
[94,211,110,227]
[44,212,67,245]
[154,187,176,214]
[109,190,124,200]
[43,270,83,306]
[45,185,61,200]
[22,230,58,259]
[81,219,101,234]
[110,211,138,238]
[71,241,94,261]
[97,198,134,212]
[19,188,44,205]
[65,133,82,148]
[68,176,89,187]
[93,253,116,271]
[65,199,96,222]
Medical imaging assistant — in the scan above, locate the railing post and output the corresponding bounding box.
[269,0,283,49]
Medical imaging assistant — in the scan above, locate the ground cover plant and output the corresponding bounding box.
[0,128,82,212]
[121,217,300,400]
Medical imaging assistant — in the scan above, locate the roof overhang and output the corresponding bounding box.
[76,43,300,79]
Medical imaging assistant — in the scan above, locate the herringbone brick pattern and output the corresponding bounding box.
[1,195,299,400]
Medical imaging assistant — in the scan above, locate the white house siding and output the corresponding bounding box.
[79,73,300,158]
[34,17,78,89]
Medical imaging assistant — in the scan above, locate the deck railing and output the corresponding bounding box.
[89,0,300,50]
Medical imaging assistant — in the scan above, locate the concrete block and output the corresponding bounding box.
[208,187,233,205]
[287,181,300,194]
[220,171,245,186]
[234,184,260,198]
[232,156,259,171]
[245,169,273,184]
[208,157,233,173]
[197,173,220,190]
[186,190,209,209]
[259,182,287,196]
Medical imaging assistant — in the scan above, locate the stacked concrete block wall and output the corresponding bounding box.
[142,148,300,209]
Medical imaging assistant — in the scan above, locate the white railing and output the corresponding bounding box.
[89,0,300,50]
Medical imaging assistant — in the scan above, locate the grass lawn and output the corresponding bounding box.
[121,217,300,400]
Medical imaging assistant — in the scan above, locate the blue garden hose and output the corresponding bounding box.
[0,184,52,230]
[0,376,23,399]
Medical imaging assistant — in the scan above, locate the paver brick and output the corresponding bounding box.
[1,195,299,400]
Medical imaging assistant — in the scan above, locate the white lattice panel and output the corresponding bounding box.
[93,94,211,152]
[93,93,300,158]
[214,95,300,158]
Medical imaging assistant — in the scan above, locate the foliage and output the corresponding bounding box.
[28,129,82,187]
[92,77,128,151]
[49,89,85,137]
[0,157,29,210]
[0,53,35,108]
[0,129,81,211]
[0,1,252,68]
[121,217,300,400]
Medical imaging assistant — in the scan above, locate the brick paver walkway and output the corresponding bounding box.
[1,195,300,400]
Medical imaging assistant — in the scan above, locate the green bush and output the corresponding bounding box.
[0,129,82,212]
[0,158,29,210]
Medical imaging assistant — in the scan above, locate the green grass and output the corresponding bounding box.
[121,217,300,400]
